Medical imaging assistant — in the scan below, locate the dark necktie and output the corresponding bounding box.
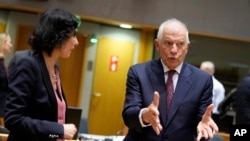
[166,70,175,112]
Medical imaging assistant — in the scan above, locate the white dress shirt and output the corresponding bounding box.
[212,76,225,114]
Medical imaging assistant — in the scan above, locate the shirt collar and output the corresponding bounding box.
[160,59,183,74]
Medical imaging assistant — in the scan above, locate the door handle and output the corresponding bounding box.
[93,92,102,97]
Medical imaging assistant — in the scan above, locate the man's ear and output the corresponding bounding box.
[154,39,160,52]
[185,43,190,54]
[187,42,190,49]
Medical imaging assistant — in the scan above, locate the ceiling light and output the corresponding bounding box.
[120,24,132,29]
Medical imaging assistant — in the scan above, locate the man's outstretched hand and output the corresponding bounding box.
[196,104,219,141]
[141,91,162,135]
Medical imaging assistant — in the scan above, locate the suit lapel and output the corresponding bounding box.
[149,59,168,126]
[33,53,58,113]
[165,63,193,127]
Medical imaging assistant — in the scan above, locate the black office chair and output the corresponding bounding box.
[218,87,237,118]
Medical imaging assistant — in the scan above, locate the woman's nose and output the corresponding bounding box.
[74,37,79,46]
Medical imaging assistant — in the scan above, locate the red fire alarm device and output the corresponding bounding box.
[110,55,118,72]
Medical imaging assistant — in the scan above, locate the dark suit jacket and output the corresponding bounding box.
[122,59,213,141]
[4,52,68,141]
[236,74,250,125]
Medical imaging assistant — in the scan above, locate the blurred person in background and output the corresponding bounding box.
[200,61,225,114]
[236,72,250,125]
[0,32,12,135]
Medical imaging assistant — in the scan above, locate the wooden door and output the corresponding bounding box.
[15,25,33,51]
[14,25,86,106]
[88,37,135,135]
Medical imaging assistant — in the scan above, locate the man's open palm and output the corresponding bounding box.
[196,104,219,141]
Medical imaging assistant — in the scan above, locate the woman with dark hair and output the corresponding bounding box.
[4,8,80,141]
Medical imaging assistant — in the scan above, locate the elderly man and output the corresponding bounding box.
[122,18,218,141]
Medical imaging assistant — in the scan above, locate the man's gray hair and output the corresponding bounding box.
[157,18,190,43]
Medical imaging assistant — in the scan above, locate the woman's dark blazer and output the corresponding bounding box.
[4,52,68,141]
[122,59,213,141]
[0,58,8,117]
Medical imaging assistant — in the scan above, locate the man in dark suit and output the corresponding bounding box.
[122,18,218,141]
[236,74,250,124]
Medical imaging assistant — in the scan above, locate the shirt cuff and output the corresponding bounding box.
[139,108,151,127]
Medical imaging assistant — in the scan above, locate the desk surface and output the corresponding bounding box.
[0,133,125,141]
[216,132,229,141]
[1,133,228,141]
[0,133,8,141]
[78,133,125,141]
[0,133,8,136]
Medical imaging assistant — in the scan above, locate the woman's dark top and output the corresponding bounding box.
[0,57,8,117]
